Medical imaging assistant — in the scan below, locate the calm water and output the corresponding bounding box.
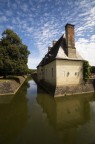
[0,78,95,144]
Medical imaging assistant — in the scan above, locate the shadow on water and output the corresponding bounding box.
[37,87,95,144]
[0,80,30,144]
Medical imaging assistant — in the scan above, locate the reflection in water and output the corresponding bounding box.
[0,82,29,144]
[0,79,95,144]
[37,87,95,144]
[0,95,14,104]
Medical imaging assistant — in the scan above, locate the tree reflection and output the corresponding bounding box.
[0,81,29,144]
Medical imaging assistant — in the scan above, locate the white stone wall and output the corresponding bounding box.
[37,59,83,86]
[43,60,56,86]
[37,61,56,86]
[56,59,83,86]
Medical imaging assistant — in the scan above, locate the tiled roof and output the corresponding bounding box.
[37,35,83,67]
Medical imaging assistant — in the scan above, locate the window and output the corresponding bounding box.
[67,72,70,77]
[75,72,77,76]
[75,72,79,77]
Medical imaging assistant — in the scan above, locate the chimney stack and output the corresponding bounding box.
[65,23,76,58]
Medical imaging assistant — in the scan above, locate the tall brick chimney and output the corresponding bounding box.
[65,23,76,58]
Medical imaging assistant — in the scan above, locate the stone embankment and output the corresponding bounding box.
[0,76,27,95]
[55,83,95,97]
[32,73,95,97]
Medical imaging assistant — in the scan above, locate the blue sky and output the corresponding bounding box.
[0,0,95,69]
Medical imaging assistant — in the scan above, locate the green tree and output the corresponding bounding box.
[91,66,95,73]
[0,29,30,78]
[83,61,91,82]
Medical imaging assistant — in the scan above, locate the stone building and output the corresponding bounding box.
[37,23,85,96]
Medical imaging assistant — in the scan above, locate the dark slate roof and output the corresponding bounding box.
[37,35,83,67]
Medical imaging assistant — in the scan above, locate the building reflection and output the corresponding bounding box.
[0,81,29,144]
[37,87,95,144]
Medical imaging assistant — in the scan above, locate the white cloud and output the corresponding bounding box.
[5,10,13,16]
[20,3,29,12]
[76,37,95,66]
[26,27,33,33]
[0,0,95,69]
[0,16,8,22]
[28,55,41,69]
[90,35,95,42]
[27,0,95,68]
[7,25,14,29]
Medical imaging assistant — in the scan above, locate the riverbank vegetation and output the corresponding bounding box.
[27,69,37,74]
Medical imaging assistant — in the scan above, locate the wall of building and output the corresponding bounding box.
[37,66,43,82]
[56,59,83,86]
[43,60,56,86]
[37,61,56,86]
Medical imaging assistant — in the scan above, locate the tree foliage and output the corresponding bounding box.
[27,69,37,74]
[91,66,95,73]
[0,29,30,77]
[83,61,91,82]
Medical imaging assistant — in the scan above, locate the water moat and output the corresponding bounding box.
[0,77,95,144]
